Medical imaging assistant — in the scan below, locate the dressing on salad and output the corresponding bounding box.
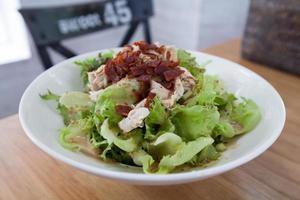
[40,41,261,174]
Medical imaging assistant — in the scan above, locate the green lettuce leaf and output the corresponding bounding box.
[177,49,205,77]
[144,120,175,141]
[157,119,175,135]
[171,105,220,140]
[89,131,107,148]
[144,97,171,140]
[94,79,140,125]
[189,144,220,165]
[186,75,223,106]
[212,121,235,139]
[40,90,93,125]
[59,92,93,125]
[231,98,261,134]
[158,136,214,173]
[197,145,220,163]
[149,132,182,159]
[100,119,141,152]
[59,91,93,108]
[100,144,112,160]
[59,118,94,150]
[131,150,154,174]
[108,145,134,165]
[144,124,157,141]
[145,97,167,125]
[215,143,226,152]
[96,99,122,125]
[214,92,236,108]
[57,103,73,125]
[92,112,105,133]
[97,79,139,105]
[39,90,60,101]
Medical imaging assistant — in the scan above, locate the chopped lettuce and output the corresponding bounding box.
[149,132,182,159]
[40,89,60,101]
[158,137,214,173]
[100,119,141,152]
[144,97,172,140]
[186,75,223,106]
[177,49,205,77]
[157,119,175,135]
[59,91,93,108]
[58,92,93,125]
[92,112,105,132]
[197,145,220,163]
[94,80,140,125]
[189,144,220,166]
[213,121,235,139]
[171,105,220,140]
[131,150,154,174]
[59,118,94,150]
[231,98,261,134]
[215,143,226,152]
[95,99,122,125]
[57,103,73,125]
[89,130,107,148]
[40,90,93,125]
[145,97,167,125]
[144,124,157,140]
[109,145,134,165]
[96,79,139,105]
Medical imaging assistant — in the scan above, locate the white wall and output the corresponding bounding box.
[0,0,30,64]
[19,0,249,51]
[197,0,250,48]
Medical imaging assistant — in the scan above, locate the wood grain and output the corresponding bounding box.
[1,39,299,200]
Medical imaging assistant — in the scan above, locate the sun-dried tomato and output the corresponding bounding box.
[115,105,132,117]
[163,69,184,81]
[104,41,183,92]
[144,92,156,108]
[137,75,151,82]
[135,81,151,101]
[130,66,145,76]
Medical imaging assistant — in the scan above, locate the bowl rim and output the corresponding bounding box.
[19,49,286,184]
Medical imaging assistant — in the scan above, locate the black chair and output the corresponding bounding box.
[20,0,153,69]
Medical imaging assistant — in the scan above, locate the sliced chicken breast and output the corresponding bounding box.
[118,107,150,133]
[88,65,108,91]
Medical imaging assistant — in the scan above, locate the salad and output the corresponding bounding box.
[41,41,261,174]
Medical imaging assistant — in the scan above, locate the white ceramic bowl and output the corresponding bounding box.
[19,50,285,185]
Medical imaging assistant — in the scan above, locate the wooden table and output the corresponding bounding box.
[1,39,299,200]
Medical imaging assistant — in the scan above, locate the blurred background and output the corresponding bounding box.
[0,0,255,118]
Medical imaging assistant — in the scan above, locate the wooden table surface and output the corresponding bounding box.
[1,39,299,200]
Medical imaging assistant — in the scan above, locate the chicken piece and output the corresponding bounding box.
[88,65,108,91]
[121,44,140,53]
[179,67,196,92]
[132,44,140,52]
[139,49,162,63]
[139,53,152,63]
[172,78,185,101]
[118,107,150,133]
[150,80,184,108]
[163,46,178,62]
[150,80,170,100]
[161,78,184,108]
